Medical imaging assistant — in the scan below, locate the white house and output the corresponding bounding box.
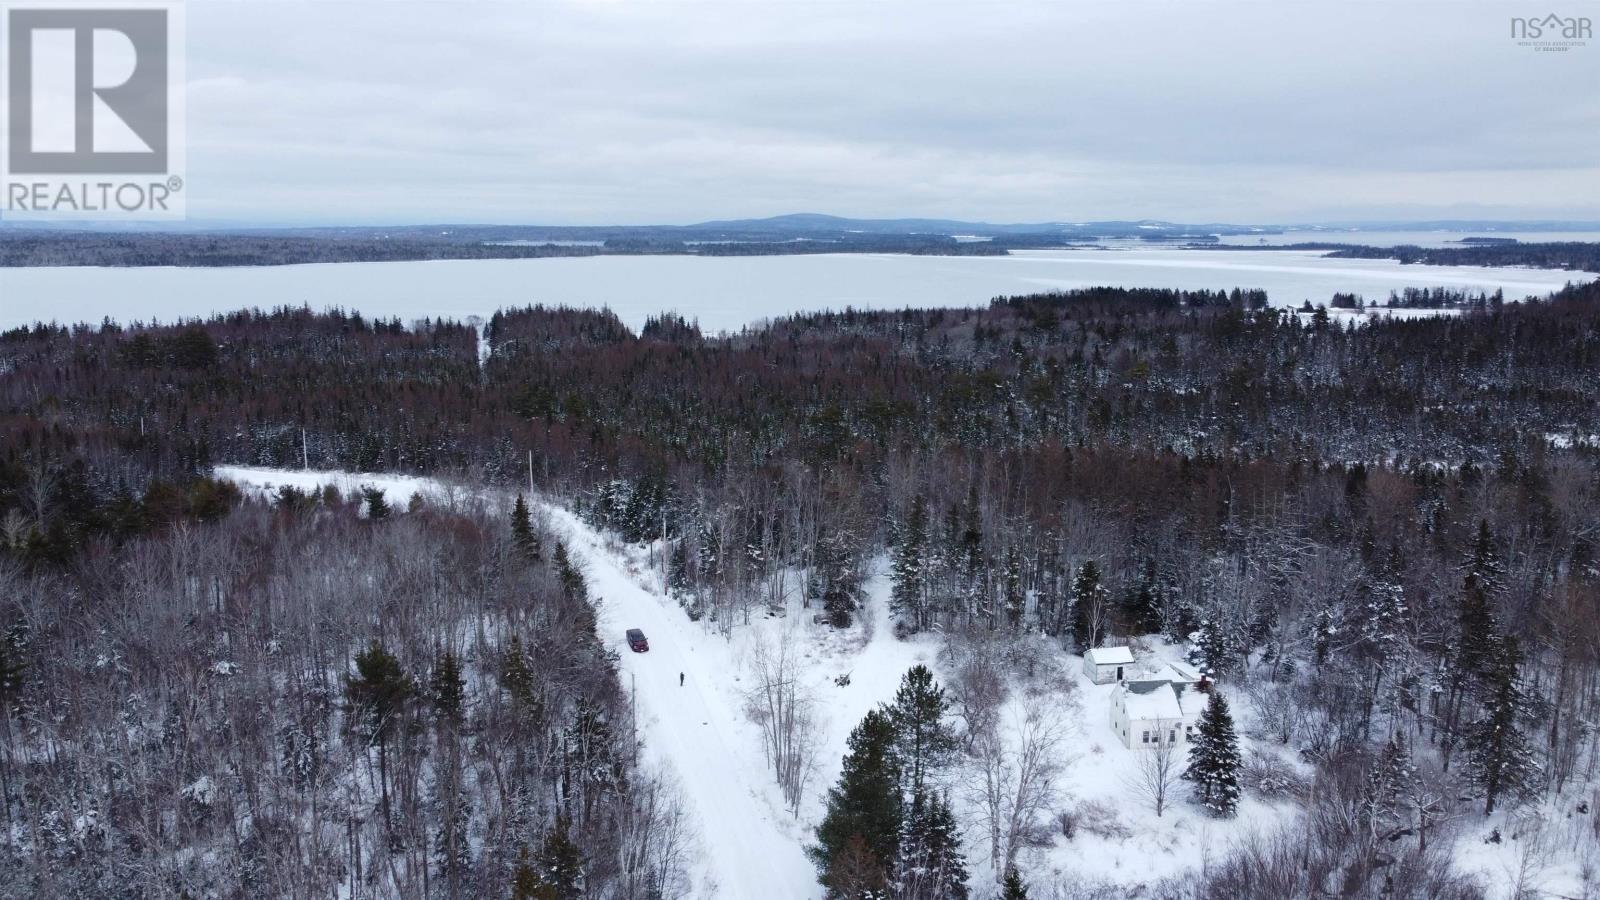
[1110,679,1198,750]
[1083,645,1136,684]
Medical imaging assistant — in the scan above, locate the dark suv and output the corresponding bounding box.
[626,628,649,652]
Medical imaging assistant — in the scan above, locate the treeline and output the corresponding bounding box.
[11,231,1599,269]
[1328,241,1600,272]
[1327,287,1506,310]
[5,286,1600,563]
[0,231,1020,267]
[0,233,616,267]
[1198,240,1600,274]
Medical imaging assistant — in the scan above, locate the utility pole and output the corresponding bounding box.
[302,428,310,470]
[527,450,534,495]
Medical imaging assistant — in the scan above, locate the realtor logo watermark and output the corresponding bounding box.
[1511,13,1591,51]
[1,1,185,218]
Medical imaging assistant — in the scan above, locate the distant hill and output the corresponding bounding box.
[686,213,1257,238]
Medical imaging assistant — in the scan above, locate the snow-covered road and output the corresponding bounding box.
[546,507,821,900]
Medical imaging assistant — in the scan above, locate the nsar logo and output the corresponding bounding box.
[1511,13,1591,51]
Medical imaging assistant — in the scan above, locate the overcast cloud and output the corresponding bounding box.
[181,0,1600,224]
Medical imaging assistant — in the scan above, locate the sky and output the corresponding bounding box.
[175,0,1600,225]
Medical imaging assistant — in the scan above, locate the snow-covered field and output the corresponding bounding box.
[3,246,1588,334]
[215,465,457,509]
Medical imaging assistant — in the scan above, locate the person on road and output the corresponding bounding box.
[679,672,685,687]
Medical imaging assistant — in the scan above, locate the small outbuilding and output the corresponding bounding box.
[1083,645,1136,684]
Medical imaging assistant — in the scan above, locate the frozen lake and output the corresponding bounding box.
[1,246,1591,334]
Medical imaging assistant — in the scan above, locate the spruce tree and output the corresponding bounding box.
[891,499,930,631]
[511,493,542,560]
[510,856,541,900]
[696,520,721,585]
[502,637,534,702]
[1125,564,1163,635]
[920,791,968,900]
[812,708,902,897]
[534,815,584,899]
[962,495,983,577]
[824,835,889,900]
[1456,573,1502,685]
[348,640,411,741]
[346,640,413,831]
[1002,547,1025,631]
[1070,560,1108,649]
[1183,690,1242,817]
[1466,639,1539,815]
[1363,734,1415,839]
[553,541,588,603]
[812,532,863,629]
[430,648,465,726]
[0,626,25,714]
[432,783,472,885]
[1464,519,1506,597]
[1189,618,1230,676]
[1000,867,1029,900]
[897,788,968,900]
[1360,571,1407,657]
[362,487,391,520]
[667,537,690,596]
[563,697,623,819]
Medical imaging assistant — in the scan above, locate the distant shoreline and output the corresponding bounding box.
[5,230,1600,272]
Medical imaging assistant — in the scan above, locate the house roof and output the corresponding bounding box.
[1149,661,1203,684]
[1085,646,1135,665]
[1120,680,1186,720]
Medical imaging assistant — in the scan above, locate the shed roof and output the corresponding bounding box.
[1085,646,1135,666]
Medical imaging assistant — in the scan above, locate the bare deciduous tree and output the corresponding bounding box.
[945,629,1008,752]
[1126,740,1183,817]
[615,766,695,900]
[967,696,1068,880]
[745,627,819,815]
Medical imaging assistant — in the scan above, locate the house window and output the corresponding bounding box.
[1141,730,1150,744]
[1169,730,1177,743]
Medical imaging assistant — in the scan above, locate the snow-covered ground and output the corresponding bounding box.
[542,521,1306,895]
[217,466,850,897]
[543,504,823,898]
[215,466,1579,898]
[211,466,1299,896]
[215,465,457,510]
[1034,640,1300,890]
